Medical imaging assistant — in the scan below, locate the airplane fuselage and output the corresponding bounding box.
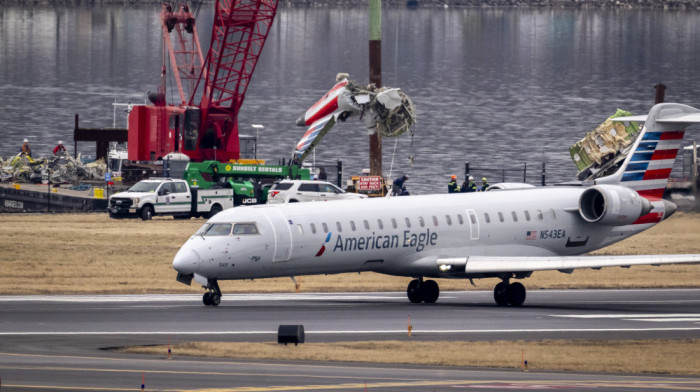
[173,186,655,282]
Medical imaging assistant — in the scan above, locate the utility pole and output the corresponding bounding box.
[368,0,382,176]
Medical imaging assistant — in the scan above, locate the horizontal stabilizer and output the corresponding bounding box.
[612,115,648,122]
[292,113,337,164]
[437,254,700,274]
[614,112,700,124]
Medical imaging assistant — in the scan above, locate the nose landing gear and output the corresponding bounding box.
[202,279,222,306]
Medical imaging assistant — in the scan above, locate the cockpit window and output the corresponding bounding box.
[205,223,232,236]
[194,224,210,236]
[233,223,258,235]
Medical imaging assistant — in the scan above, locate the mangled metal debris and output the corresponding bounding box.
[0,152,107,184]
[570,109,641,181]
[293,73,416,164]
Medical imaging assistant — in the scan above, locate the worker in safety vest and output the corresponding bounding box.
[448,175,460,193]
[479,177,490,191]
[461,176,477,193]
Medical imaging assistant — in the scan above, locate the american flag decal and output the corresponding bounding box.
[526,231,537,240]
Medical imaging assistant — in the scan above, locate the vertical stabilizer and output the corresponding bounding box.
[596,103,700,200]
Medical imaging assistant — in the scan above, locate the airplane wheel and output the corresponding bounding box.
[494,282,509,306]
[210,292,221,307]
[422,280,440,304]
[507,282,526,307]
[407,279,422,303]
[203,292,212,306]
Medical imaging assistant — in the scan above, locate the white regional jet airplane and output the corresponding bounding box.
[173,103,700,307]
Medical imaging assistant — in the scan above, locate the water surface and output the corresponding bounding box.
[1,6,698,193]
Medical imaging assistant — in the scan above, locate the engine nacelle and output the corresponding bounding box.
[578,185,652,226]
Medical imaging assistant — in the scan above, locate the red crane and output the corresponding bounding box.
[128,0,278,162]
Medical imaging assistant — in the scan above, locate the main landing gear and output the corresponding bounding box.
[407,278,440,303]
[202,279,222,306]
[493,279,526,307]
[405,277,527,306]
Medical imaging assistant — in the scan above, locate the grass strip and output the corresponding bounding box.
[123,339,700,375]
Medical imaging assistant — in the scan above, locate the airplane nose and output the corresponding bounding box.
[172,247,201,275]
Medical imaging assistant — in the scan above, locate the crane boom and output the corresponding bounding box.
[127,0,279,163]
[161,2,205,106]
[191,0,279,161]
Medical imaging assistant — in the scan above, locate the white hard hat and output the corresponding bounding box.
[23,138,28,143]
[58,140,63,145]
[469,176,473,181]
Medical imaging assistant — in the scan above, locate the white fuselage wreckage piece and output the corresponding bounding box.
[174,103,700,307]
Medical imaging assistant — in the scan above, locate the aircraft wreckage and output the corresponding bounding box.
[292,73,417,164]
[0,153,107,184]
[570,109,641,181]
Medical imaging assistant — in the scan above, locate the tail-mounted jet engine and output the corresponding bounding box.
[578,184,652,226]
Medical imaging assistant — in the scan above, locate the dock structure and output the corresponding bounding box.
[0,182,108,213]
[73,114,128,162]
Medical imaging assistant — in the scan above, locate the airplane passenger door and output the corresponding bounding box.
[261,208,293,262]
[466,209,479,240]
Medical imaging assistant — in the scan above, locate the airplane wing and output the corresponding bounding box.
[437,254,700,274]
[292,113,338,164]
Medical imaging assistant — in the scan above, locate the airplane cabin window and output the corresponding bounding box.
[484,213,490,223]
[310,223,317,234]
[418,216,425,227]
[232,223,258,235]
[296,225,304,235]
[391,218,397,229]
[205,223,232,236]
[432,216,438,226]
[498,212,504,222]
[322,222,328,233]
[511,211,518,222]
[336,222,343,232]
[350,221,356,231]
[524,211,531,221]
[364,220,370,230]
[377,219,384,230]
[537,210,544,220]
[457,214,464,224]
[470,214,477,224]
[549,209,556,219]
[405,217,411,228]
[445,215,452,225]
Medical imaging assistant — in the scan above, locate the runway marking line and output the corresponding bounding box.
[552,314,700,318]
[3,355,700,391]
[0,351,475,378]
[3,327,700,336]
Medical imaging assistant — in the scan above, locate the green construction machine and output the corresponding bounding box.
[183,160,311,206]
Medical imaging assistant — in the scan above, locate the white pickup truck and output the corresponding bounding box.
[108,178,233,220]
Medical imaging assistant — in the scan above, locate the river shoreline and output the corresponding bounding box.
[1,0,699,10]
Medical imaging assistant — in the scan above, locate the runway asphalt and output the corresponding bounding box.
[1,288,699,391]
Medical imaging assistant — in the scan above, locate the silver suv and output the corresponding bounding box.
[267,180,368,204]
